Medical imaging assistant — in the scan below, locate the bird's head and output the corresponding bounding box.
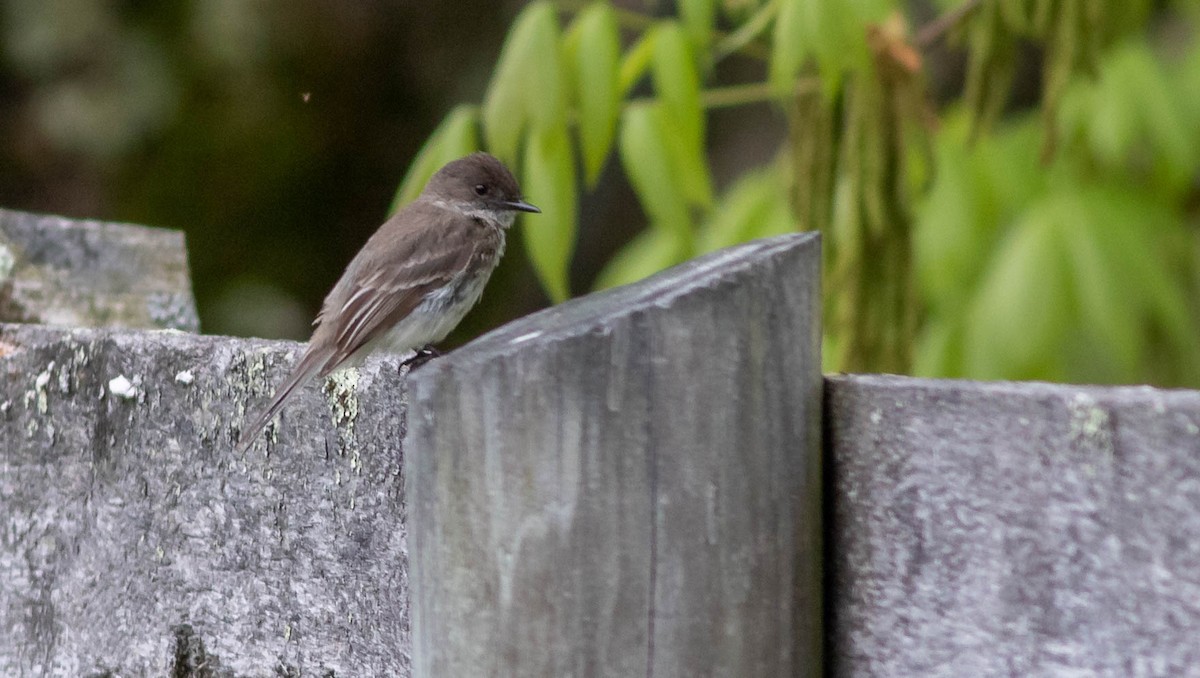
[423,152,540,225]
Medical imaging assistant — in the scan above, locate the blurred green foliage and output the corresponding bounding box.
[1,1,1197,386]
[395,0,1200,386]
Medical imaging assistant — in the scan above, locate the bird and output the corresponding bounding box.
[235,152,539,452]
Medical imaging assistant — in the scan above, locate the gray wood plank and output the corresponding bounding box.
[827,375,1200,677]
[0,232,822,677]
[0,208,199,332]
[406,233,823,678]
[0,323,410,677]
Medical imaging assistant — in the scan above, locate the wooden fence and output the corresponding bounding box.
[1,208,1198,677]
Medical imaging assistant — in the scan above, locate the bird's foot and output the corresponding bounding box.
[401,344,441,371]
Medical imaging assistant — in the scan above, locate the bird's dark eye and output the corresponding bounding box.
[474,184,488,196]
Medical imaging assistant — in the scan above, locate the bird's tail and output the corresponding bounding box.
[234,348,328,454]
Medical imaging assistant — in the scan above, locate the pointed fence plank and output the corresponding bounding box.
[405,233,824,678]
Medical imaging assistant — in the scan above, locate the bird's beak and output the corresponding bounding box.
[505,199,541,213]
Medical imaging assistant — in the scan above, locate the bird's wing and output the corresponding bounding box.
[236,208,486,453]
[316,209,484,375]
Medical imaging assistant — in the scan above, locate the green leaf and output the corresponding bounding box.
[481,18,532,165]
[679,0,717,54]
[698,169,794,253]
[769,0,809,97]
[1054,192,1142,381]
[593,227,689,290]
[522,122,577,303]
[1058,41,1198,195]
[916,111,1045,315]
[619,29,657,96]
[652,22,712,206]
[814,0,885,97]
[1117,45,1194,188]
[651,22,703,142]
[1079,185,1200,372]
[564,3,621,186]
[390,105,479,213]
[525,7,568,132]
[659,120,714,210]
[770,0,884,99]
[965,204,1072,381]
[757,194,798,238]
[721,0,767,24]
[482,1,566,165]
[619,103,694,250]
[913,319,966,378]
[915,113,993,313]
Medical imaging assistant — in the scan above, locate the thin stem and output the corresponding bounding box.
[915,0,985,48]
[609,5,658,33]
[701,79,817,109]
[624,77,819,112]
[554,0,657,32]
[553,0,770,62]
[553,0,986,119]
[711,0,778,63]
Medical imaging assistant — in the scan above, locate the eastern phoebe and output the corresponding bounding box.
[236,152,539,452]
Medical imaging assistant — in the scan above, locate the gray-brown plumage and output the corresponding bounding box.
[236,153,538,452]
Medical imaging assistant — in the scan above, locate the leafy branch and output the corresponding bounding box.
[391,0,1200,385]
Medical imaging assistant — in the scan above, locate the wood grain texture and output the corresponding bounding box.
[827,375,1200,677]
[406,233,823,678]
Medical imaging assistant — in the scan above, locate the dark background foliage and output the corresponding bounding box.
[1,1,1197,386]
[0,1,574,343]
[0,0,775,345]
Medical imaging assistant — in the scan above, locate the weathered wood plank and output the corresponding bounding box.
[0,232,821,676]
[0,323,410,677]
[827,375,1200,677]
[0,208,199,332]
[406,233,823,677]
